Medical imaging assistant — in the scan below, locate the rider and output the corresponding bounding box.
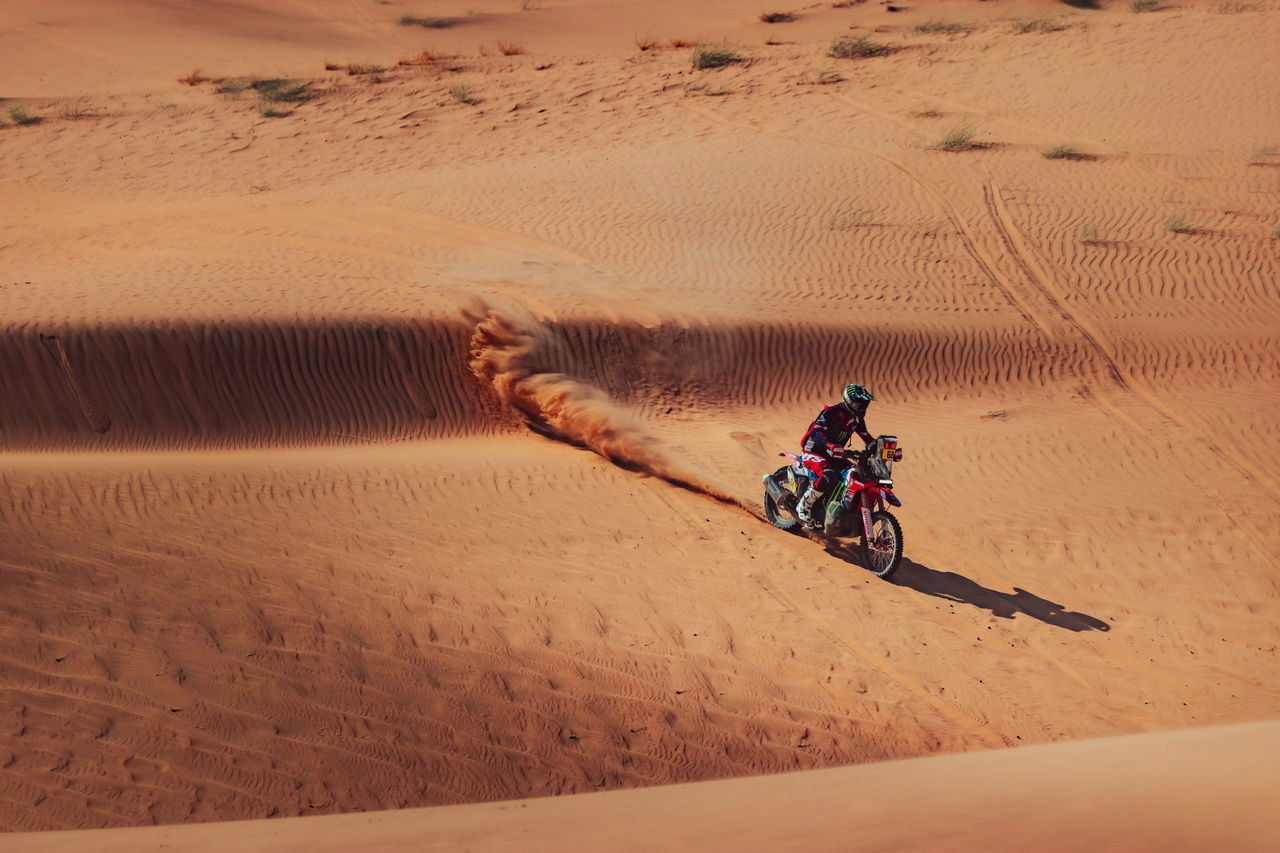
[796,384,876,529]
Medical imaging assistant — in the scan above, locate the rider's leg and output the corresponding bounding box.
[797,455,832,528]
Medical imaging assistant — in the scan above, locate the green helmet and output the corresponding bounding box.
[841,383,875,415]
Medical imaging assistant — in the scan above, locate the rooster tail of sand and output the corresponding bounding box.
[466,306,740,505]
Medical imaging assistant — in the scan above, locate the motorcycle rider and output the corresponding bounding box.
[796,384,876,529]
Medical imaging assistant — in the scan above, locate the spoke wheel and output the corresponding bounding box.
[860,510,903,578]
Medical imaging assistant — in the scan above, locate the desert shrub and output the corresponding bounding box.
[1011,18,1070,33]
[760,12,795,22]
[450,86,478,105]
[260,106,290,118]
[253,79,310,102]
[935,125,977,151]
[1059,0,1101,9]
[910,109,941,118]
[914,20,969,34]
[7,107,40,126]
[1270,223,1280,239]
[345,63,386,75]
[1131,0,1161,10]
[179,69,207,86]
[691,47,740,69]
[828,35,888,58]
[398,15,454,28]
[1043,145,1094,160]
[670,38,696,48]
[398,50,438,66]
[498,41,525,55]
[1165,214,1196,234]
[56,97,94,120]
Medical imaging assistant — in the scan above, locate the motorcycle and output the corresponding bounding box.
[761,435,905,578]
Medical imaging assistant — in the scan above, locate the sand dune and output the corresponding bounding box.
[2,0,1278,846]
[10,721,1280,851]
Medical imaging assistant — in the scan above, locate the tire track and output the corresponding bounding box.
[751,573,1011,750]
[983,183,1279,501]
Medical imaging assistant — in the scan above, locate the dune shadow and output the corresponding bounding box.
[823,546,1109,632]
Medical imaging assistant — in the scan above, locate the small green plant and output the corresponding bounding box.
[828,35,888,58]
[216,79,248,99]
[829,207,878,230]
[7,107,40,126]
[1043,145,1094,161]
[691,47,740,69]
[1076,223,1106,244]
[1165,213,1196,234]
[450,86,478,105]
[1011,17,1069,33]
[914,20,969,34]
[253,79,310,103]
[760,12,795,22]
[935,125,978,151]
[1130,0,1161,10]
[398,14,455,28]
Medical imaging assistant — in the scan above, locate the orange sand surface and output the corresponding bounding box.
[2,0,1278,846]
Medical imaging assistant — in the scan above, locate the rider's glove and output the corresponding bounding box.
[829,445,846,459]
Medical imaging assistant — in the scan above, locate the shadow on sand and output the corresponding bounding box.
[825,545,1110,632]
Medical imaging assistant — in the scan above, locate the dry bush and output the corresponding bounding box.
[179,68,207,86]
[398,15,455,28]
[914,20,970,34]
[635,35,660,51]
[760,12,796,22]
[345,63,387,75]
[398,50,439,66]
[800,68,843,85]
[934,125,978,151]
[56,97,94,120]
[1043,145,1095,161]
[910,108,941,118]
[6,106,41,126]
[828,35,889,58]
[669,38,696,48]
[450,86,478,105]
[691,47,740,69]
[498,40,525,55]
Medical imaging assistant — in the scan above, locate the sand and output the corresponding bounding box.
[1,0,1278,846]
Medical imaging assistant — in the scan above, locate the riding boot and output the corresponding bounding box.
[796,486,822,529]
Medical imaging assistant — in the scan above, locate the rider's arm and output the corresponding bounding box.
[854,415,873,446]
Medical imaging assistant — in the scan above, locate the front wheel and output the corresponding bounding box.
[860,510,903,578]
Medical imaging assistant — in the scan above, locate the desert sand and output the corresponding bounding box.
[1,0,1278,848]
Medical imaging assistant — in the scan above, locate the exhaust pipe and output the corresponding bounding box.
[762,474,793,504]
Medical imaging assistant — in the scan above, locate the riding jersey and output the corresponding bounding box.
[801,404,873,458]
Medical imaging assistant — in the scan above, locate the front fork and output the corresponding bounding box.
[858,490,875,541]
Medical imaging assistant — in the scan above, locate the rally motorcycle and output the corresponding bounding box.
[761,436,905,578]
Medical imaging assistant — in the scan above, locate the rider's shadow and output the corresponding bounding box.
[827,549,1110,632]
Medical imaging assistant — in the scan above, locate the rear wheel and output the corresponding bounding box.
[860,510,903,578]
[763,467,800,531]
